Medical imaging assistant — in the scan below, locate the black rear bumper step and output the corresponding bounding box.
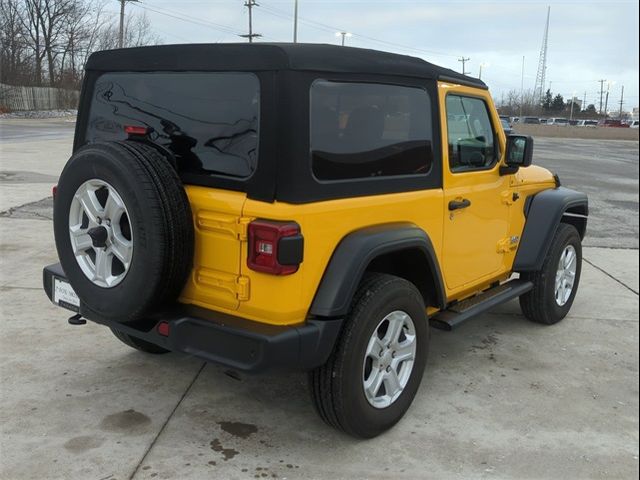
[43,263,342,373]
[430,279,533,331]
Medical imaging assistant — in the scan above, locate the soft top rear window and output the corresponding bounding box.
[86,72,260,178]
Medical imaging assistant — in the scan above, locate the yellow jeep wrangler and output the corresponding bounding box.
[44,44,588,438]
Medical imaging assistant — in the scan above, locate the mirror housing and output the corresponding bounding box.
[500,135,534,175]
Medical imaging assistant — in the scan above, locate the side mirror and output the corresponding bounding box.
[500,135,534,175]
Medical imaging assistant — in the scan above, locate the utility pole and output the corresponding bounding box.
[240,0,262,43]
[458,57,470,75]
[519,56,524,118]
[293,0,298,43]
[619,85,624,119]
[118,0,139,49]
[582,91,587,112]
[598,79,606,115]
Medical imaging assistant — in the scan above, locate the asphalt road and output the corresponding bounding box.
[0,118,77,142]
[534,137,639,249]
[1,118,638,480]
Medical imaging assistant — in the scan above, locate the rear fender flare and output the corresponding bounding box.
[309,223,446,318]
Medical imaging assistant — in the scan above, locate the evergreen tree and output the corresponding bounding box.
[542,89,553,111]
[552,94,565,113]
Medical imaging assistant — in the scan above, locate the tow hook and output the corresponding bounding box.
[68,313,86,325]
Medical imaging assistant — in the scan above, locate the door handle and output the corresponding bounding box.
[448,199,471,211]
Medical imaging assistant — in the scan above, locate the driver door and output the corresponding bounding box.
[440,88,511,293]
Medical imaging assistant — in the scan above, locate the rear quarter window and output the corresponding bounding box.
[310,81,434,181]
[86,72,260,178]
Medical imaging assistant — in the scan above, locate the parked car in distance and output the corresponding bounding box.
[629,120,639,129]
[577,120,598,127]
[539,118,548,124]
[501,118,513,135]
[599,119,630,128]
[547,118,569,126]
[520,116,540,124]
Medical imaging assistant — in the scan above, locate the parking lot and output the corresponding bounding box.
[1,118,638,479]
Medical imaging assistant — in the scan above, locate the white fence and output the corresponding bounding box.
[0,82,80,111]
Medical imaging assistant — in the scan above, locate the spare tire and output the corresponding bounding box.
[53,141,194,324]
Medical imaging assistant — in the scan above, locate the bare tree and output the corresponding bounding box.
[0,0,31,84]
[97,10,160,51]
[2,0,161,89]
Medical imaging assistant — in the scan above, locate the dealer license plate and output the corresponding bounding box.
[53,277,80,312]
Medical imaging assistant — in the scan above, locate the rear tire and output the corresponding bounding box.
[519,223,582,325]
[309,273,429,438]
[110,328,170,354]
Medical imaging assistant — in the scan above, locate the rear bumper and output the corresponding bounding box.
[43,263,342,373]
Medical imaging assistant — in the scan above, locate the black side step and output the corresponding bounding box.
[430,279,533,331]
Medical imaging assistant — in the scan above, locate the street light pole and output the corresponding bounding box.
[336,31,351,46]
[569,91,576,121]
[293,0,298,43]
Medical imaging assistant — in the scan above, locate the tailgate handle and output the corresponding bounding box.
[448,199,471,211]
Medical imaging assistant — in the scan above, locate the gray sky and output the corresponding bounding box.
[121,0,640,111]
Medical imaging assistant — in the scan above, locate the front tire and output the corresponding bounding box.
[309,273,429,438]
[519,223,582,325]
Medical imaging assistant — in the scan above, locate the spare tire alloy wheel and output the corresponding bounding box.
[363,310,417,409]
[69,179,133,288]
[54,141,194,324]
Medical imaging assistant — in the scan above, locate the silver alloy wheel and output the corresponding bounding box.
[362,310,417,409]
[68,179,133,288]
[555,244,577,306]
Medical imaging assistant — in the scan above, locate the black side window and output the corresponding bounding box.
[310,81,433,181]
[446,95,497,172]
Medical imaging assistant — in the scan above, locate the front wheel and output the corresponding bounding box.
[519,223,582,325]
[309,273,429,438]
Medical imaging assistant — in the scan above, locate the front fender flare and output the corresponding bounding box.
[514,187,588,272]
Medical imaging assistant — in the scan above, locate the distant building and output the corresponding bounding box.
[633,107,639,121]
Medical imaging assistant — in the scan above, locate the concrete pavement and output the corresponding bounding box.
[1,119,638,479]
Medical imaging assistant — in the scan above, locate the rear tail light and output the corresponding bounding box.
[247,220,303,275]
[52,185,58,199]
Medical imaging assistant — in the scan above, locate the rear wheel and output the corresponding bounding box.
[110,328,170,354]
[309,273,429,438]
[519,223,582,325]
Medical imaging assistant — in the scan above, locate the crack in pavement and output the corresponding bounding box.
[584,258,639,296]
[128,362,207,480]
[0,196,53,220]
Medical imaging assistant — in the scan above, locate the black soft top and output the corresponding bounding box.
[85,43,486,88]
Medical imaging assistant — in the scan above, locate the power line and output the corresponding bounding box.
[132,3,245,38]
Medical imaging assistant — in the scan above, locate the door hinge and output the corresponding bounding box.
[497,236,520,254]
[236,276,250,301]
[196,213,252,241]
[195,268,251,301]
